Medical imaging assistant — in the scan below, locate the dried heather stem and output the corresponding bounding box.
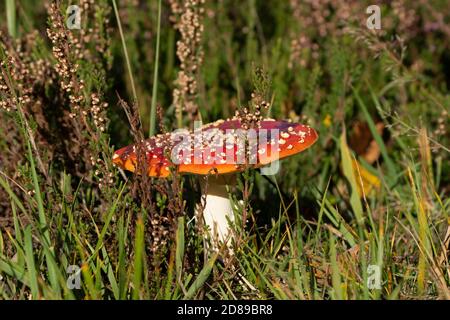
[169,0,205,127]
[46,2,113,187]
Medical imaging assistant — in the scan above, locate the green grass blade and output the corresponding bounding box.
[149,0,162,137]
[0,174,28,216]
[92,183,127,260]
[163,248,176,299]
[6,0,17,38]
[322,201,357,247]
[112,0,138,102]
[101,247,119,299]
[24,225,39,299]
[132,216,145,300]
[175,216,185,281]
[23,119,61,296]
[184,252,218,299]
[11,202,25,266]
[0,256,29,286]
[117,213,127,299]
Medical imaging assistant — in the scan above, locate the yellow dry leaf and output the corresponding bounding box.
[323,114,332,128]
[351,158,381,197]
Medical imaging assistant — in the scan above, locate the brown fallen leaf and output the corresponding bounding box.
[348,121,384,164]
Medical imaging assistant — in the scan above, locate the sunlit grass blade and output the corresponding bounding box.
[0,229,3,256]
[81,262,99,299]
[329,232,343,300]
[340,129,364,228]
[407,167,430,296]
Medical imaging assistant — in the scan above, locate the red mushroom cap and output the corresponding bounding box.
[112,119,318,177]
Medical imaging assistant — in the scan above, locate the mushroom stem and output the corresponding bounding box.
[198,176,235,248]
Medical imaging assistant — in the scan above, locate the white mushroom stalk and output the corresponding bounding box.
[198,177,235,249]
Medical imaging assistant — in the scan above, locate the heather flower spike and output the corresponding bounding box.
[112,118,318,248]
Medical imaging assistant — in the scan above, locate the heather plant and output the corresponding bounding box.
[0,0,448,300]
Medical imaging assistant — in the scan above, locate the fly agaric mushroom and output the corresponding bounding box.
[112,118,318,247]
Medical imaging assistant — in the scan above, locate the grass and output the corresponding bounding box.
[6,0,17,39]
[0,0,449,300]
[149,0,162,137]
